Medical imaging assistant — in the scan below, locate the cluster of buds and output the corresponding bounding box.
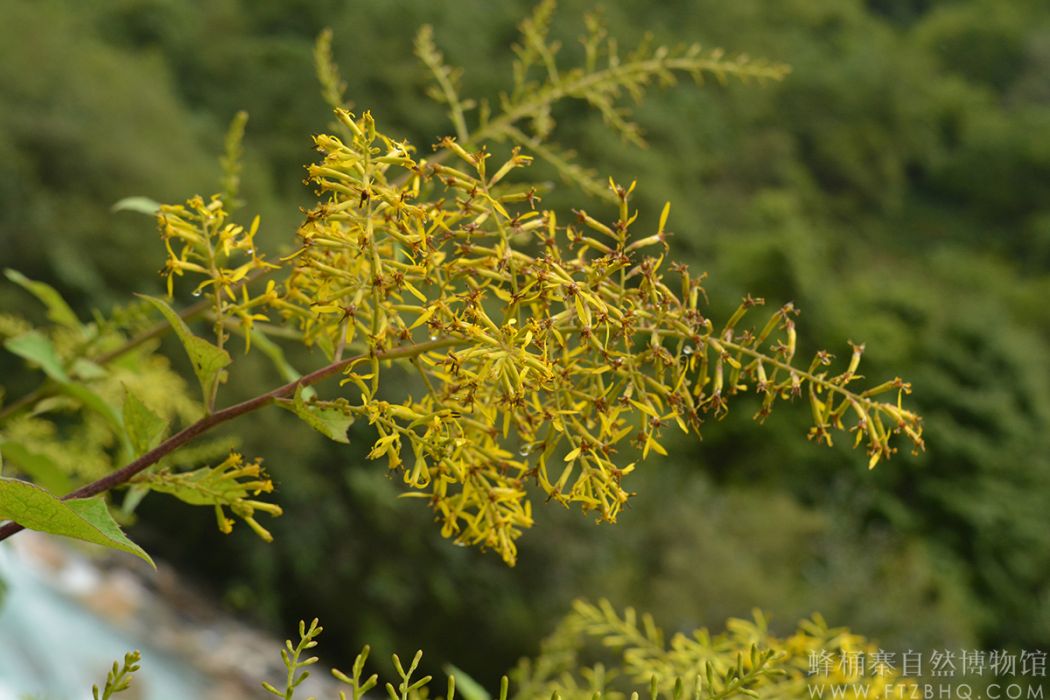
[133,452,283,542]
[158,195,278,351]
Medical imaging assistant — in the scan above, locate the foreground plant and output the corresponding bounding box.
[94,600,908,700]
[0,2,921,569]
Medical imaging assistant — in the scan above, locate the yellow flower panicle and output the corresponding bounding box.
[158,195,278,352]
[270,110,923,565]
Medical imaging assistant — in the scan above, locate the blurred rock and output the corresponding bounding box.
[4,532,338,699]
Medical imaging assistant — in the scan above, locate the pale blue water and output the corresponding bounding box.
[0,543,209,700]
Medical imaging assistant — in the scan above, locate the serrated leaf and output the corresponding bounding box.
[279,386,353,443]
[122,390,168,456]
[111,196,162,216]
[0,479,154,567]
[139,295,231,406]
[4,269,81,330]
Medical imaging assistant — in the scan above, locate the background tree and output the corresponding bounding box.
[1,0,1047,687]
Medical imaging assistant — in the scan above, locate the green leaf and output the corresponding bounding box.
[111,196,162,216]
[141,467,238,506]
[0,442,72,494]
[4,330,68,381]
[71,358,108,381]
[443,665,489,700]
[4,269,81,330]
[279,386,353,443]
[122,390,168,456]
[3,331,124,433]
[139,295,231,406]
[63,383,124,433]
[0,479,154,567]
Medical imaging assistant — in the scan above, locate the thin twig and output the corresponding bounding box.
[0,337,460,543]
[0,271,273,423]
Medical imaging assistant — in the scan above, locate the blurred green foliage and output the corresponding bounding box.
[2,0,1048,684]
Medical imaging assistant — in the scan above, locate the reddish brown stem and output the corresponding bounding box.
[0,337,458,543]
[0,270,275,424]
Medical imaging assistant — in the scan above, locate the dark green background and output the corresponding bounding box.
[1,0,1048,681]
